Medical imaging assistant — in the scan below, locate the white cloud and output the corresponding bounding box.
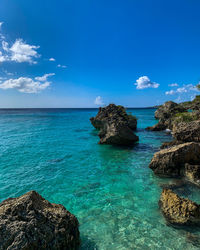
[9,39,40,63]
[165,83,199,103]
[94,96,104,106]
[165,90,176,95]
[169,83,178,87]
[57,64,67,68]
[35,73,55,82]
[0,23,40,64]
[0,73,54,93]
[49,57,55,61]
[134,76,159,89]
[0,51,7,62]
[176,87,187,93]
[2,41,9,51]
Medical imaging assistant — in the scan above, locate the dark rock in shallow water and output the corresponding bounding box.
[172,120,200,143]
[149,142,200,177]
[0,191,80,250]
[159,189,200,226]
[90,104,138,145]
[146,122,166,131]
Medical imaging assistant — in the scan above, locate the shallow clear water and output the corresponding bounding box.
[1,108,200,249]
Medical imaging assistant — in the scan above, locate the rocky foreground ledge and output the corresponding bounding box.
[90,104,139,145]
[0,191,80,250]
[159,189,200,226]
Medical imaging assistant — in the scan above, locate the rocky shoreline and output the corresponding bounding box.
[147,98,200,228]
[1,100,200,248]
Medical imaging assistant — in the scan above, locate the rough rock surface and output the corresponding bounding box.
[172,120,200,142]
[0,191,80,250]
[159,189,200,226]
[160,140,183,149]
[149,142,200,177]
[90,104,139,145]
[146,101,187,131]
[184,163,200,186]
[154,101,186,120]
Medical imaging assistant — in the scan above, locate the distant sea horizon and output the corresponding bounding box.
[0,106,157,110]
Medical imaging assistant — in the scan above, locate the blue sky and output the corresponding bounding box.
[0,0,200,107]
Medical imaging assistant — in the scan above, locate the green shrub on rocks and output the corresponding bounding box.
[173,112,198,123]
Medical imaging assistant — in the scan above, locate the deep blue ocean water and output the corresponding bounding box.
[1,108,200,249]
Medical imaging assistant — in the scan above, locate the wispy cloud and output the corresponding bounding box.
[0,73,54,93]
[134,76,159,89]
[94,96,104,106]
[165,90,176,95]
[165,84,197,95]
[165,83,199,102]
[57,64,67,68]
[169,83,178,87]
[35,73,55,82]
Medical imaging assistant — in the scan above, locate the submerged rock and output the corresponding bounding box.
[172,120,200,143]
[0,191,80,250]
[149,142,200,177]
[159,189,200,226]
[90,104,138,145]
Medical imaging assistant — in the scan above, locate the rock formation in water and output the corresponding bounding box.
[0,191,80,250]
[146,101,187,131]
[90,104,139,145]
[149,142,200,177]
[159,189,200,226]
[172,120,200,143]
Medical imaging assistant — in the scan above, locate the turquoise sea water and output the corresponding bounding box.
[1,108,200,249]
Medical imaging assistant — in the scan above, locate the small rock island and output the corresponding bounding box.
[90,104,139,145]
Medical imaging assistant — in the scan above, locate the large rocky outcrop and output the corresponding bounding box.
[90,104,139,145]
[0,191,80,250]
[146,101,187,131]
[154,101,186,120]
[149,142,200,177]
[180,95,200,110]
[172,120,200,143]
[159,189,200,226]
